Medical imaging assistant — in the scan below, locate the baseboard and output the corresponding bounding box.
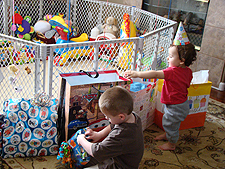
[211,82,225,91]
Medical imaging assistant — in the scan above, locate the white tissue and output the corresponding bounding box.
[191,70,209,84]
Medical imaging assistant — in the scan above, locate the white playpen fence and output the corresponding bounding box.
[0,0,177,112]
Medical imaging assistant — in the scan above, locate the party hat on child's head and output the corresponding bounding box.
[173,22,190,45]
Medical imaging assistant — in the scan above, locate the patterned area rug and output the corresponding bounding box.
[1,98,225,169]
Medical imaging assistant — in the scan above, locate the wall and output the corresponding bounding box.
[191,0,225,89]
[99,0,143,9]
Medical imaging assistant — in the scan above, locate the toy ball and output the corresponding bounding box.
[44,14,53,22]
[11,24,17,31]
[24,33,31,40]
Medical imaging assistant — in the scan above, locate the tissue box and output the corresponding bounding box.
[154,79,212,130]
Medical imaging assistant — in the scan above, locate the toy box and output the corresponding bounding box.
[57,70,130,142]
[154,79,212,130]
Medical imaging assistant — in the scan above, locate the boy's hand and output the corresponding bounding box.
[77,134,86,145]
[85,128,100,143]
[124,70,138,79]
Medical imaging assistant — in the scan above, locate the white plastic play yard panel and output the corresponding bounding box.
[0,0,177,112]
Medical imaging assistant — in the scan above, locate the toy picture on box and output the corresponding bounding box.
[68,83,111,124]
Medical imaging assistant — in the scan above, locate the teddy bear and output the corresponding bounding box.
[8,64,19,75]
[102,16,118,37]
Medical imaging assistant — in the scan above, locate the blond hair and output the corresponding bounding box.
[99,86,133,116]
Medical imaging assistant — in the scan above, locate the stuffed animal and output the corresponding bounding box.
[8,64,19,75]
[102,16,118,37]
[25,66,31,74]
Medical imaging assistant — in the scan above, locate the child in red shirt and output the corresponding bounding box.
[125,43,196,150]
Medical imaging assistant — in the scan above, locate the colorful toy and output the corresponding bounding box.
[49,15,88,55]
[120,13,136,38]
[12,45,35,64]
[0,40,14,66]
[70,33,88,42]
[102,16,119,37]
[44,14,53,22]
[89,33,118,62]
[11,10,34,40]
[117,42,135,70]
[57,141,73,168]
[49,15,72,41]
[68,119,88,131]
[54,47,92,66]
[117,13,137,69]
[141,47,164,71]
[33,20,56,44]
[88,118,110,132]
[58,128,91,168]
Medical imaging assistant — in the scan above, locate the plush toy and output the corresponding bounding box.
[8,64,19,75]
[25,66,31,74]
[11,12,34,40]
[34,20,56,44]
[102,16,118,37]
[34,20,51,34]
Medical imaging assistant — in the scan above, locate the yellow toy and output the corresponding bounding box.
[70,33,88,42]
[118,42,134,70]
[118,13,137,69]
[120,13,136,38]
[54,48,93,66]
[49,15,71,33]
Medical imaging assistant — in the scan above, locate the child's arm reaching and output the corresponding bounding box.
[77,134,93,156]
[85,125,112,143]
[77,125,112,157]
[124,70,165,79]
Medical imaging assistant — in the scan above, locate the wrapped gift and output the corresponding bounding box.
[2,98,59,158]
[0,112,5,156]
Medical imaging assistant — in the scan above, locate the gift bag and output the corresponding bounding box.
[124,80,157,131]
[155,79,212,130]
[57,70,130,142]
